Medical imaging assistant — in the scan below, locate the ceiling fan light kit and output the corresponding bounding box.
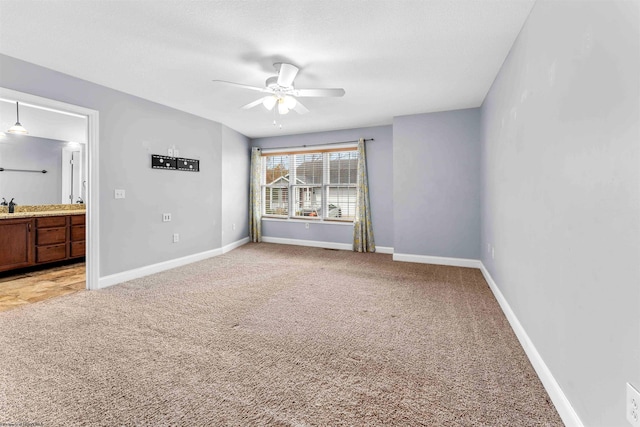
[213,62,345,119]
[262,96,277,111]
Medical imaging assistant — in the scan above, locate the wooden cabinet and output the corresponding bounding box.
[69,215,86,259]
[0,218,35,273]
[36,216,69,264]
[0,213,85,273]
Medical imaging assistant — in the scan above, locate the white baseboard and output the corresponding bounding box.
[222,236,250,254]
[261,236,393,254]
[480,264,583,427]
[392,253,482,269]
[375,246,394,254]
[262,236,352,251]
[97,237,250,289]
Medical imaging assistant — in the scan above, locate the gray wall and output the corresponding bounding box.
[480,1,640,425]
[0,54,227,277]
[0,134,64,205]
[221,124,250,246]
[393,108,481,259]
[252,125,394,249]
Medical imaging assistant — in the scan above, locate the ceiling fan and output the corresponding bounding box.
[213,63,345,115]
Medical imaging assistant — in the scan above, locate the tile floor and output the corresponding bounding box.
[0,262,85,312]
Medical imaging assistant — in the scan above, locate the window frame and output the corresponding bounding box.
[260,146,358,223]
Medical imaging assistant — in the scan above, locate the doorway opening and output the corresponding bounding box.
[0,87,99,295]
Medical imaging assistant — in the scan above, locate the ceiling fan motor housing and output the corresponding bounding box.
[266,76,292,91]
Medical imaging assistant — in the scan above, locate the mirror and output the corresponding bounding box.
[0,133,87,205]
[0,97,88,207]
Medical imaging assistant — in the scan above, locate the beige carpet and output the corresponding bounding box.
[0,243,562,426]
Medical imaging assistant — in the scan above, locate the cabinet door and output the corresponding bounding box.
[0,219,34,272]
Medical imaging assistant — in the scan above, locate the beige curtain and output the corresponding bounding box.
[249,147,262,242]
[353,138,375,252]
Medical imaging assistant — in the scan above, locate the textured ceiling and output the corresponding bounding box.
[0,0,534,138]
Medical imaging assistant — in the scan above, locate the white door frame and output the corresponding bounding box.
[0,87,100,291]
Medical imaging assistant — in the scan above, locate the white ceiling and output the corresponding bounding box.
[0,0,535,139]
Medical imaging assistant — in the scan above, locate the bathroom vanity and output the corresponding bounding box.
[0,206,86,273]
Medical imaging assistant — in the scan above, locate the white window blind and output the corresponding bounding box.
[261,147,358,221]
[263,154,290,217]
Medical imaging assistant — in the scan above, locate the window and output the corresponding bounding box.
[262,148,358,221]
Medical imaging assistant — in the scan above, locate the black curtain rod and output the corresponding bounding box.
[256,138,374,151]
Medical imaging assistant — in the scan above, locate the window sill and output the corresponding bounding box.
[261,217,354,226]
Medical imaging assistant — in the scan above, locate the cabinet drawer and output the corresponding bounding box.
[71,225,85,242]
[36,216,67,228]
[37,227,66,245]
[71,215,86,225]
[36,244,67,263]
[70,241,85,258]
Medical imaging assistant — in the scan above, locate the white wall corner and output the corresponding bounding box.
[392,253,482,269]
[479,264,584,427]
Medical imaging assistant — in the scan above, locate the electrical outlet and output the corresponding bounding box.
[173,233,179,243]
[305,222,309,229]
[167,148,174,157]
[628,383,640,426]
[162,213,171,222]
[232,223,236,231]
[174,149,180,157]
[491,247,495,259]
[114,189,125,199]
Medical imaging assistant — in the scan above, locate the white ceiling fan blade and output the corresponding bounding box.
[241,97,267,110]
[293,100,309,115]
[294,88,346,97]
[276,63,299,87]
[212,80,269,93]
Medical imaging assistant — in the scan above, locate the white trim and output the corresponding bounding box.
[262,236,352,251]
[97,237,250,289]
[392,253,482,269]
[375,246,394,254]
[0,87,100,291]
[262,237,392,254]
[222,236,250,254]
[480,264,584,427]
[97,248,223,289]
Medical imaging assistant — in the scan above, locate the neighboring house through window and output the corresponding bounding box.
[262,147,358,221]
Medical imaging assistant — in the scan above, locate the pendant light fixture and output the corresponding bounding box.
[7,101,28,134]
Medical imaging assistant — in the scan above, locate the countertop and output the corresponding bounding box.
[0,210,85,220]
[0,206,86,220]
